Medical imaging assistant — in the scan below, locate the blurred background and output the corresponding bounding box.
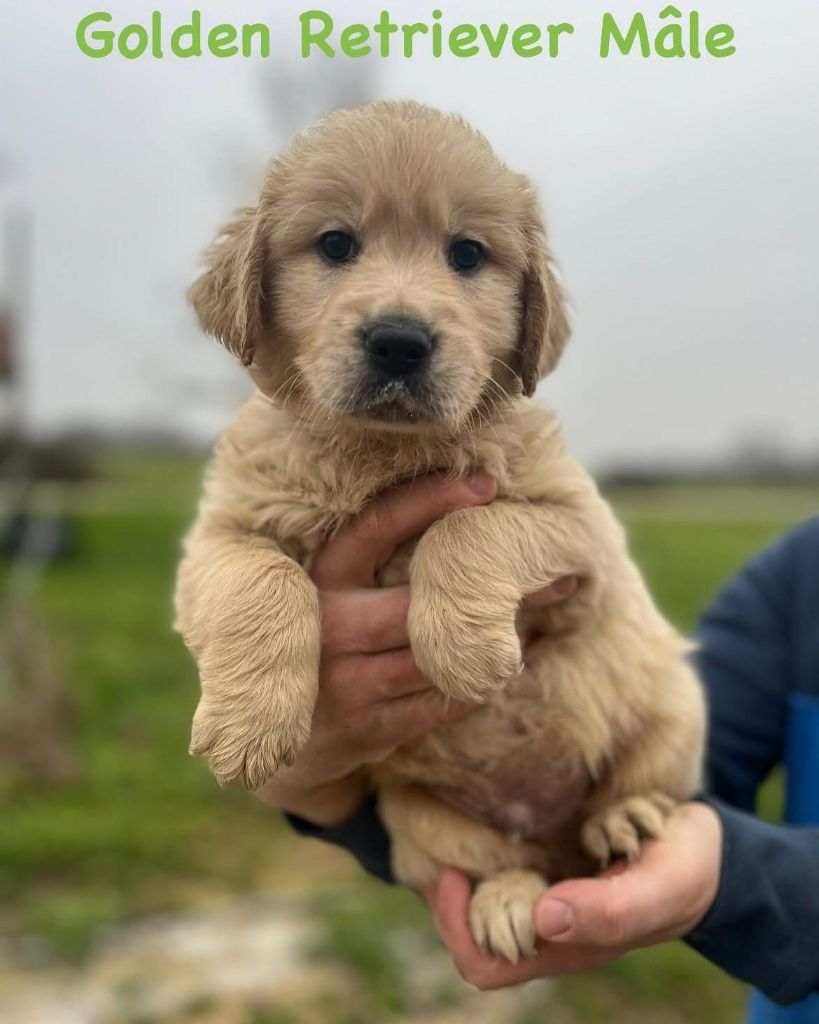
[0,0,817,1021]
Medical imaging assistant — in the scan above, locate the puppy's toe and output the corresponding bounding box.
[189,705,218,759]
[622,793,673,839]
[478,632,526,694]
[468,870,546,964]
[582,793,676,868]
[580,819,616,867]
[599,812,641,863]
[240,723,309,791]
[190,722,250,788]
[411,606,523,703]
[190,697,311,790]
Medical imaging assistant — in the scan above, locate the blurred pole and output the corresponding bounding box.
[0,196,31,443]
[0,163,74,784]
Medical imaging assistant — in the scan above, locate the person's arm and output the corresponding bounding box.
[685,520,819,1002]
[687,798,819,1004]
[696,527,795,811]
[286,793,395,883]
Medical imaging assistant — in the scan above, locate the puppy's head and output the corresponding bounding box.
[190,101,570,433]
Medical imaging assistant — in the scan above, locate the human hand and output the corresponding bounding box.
[255,471,577,823]
[426,802,722,990]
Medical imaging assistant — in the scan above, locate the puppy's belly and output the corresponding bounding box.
[387,674,592,849]
[424,745,589,847]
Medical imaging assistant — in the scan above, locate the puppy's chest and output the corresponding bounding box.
[275,508,423,575]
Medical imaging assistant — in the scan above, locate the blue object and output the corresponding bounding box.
[748,694,819,1024]
[784,695,819,827]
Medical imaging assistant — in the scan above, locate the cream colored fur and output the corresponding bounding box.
[175,101,705,963]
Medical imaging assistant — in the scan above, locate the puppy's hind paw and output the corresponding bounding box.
[468,870,547,964]
[581,792,676,868]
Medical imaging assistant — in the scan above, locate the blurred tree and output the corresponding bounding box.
[158,58,378,438]
[0,178,30,443]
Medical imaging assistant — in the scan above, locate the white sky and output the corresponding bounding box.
[1,0,817,468]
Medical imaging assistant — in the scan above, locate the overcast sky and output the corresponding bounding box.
[1,0,817,468]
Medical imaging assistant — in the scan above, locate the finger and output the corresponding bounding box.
[375,689,477,747]
[329,648,430,702]
[521,576,578,610]
[427,867,475,945]
[533,853,674,947]
[311,471,497,588]
[320,587,410,654]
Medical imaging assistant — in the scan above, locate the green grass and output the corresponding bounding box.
[307,884,447,1018]
[0,470,296,958]
[624,517,792,631]
[0,460,814,1017]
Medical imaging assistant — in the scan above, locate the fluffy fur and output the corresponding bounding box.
[175,100,705,963]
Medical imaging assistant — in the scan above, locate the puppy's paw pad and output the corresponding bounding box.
[582,793,676,867]
[468,870,546,964]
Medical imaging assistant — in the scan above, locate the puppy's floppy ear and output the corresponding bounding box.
[188,206,268,366]
[516,189,571,397]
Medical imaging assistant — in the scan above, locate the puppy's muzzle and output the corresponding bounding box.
[362,318,434,381]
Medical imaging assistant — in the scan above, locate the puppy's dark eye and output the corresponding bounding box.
[449,239,485,273]
[318,230,357,264]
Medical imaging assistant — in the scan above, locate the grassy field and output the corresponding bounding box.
[0,454,816,1022]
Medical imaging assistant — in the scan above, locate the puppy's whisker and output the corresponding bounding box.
[268,369,302,408]
[490,356,523,390]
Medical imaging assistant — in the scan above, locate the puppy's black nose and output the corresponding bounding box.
[362,319,433,380]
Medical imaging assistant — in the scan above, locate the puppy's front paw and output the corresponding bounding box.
[581,792,676,868]
[190,679,314,790]
[408,590,523,703]
[468,870,547,963]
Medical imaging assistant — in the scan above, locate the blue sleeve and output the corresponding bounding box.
[685,520,819,1002]
[688,797,819,1004]
[695,529,796,810]
[285,794,394,883]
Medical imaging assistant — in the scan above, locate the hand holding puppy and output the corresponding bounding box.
[256,472,578,825]
[427,802,722,990]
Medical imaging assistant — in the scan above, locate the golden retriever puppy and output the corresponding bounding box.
[175,100,705,963]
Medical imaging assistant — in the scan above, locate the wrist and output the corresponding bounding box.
[678,801,723,934]
[256,771,368,826]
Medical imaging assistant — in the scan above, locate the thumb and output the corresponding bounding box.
[534,861,671,948]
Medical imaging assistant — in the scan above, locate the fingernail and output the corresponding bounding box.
[536,899,573,939]
[464,472,496,498]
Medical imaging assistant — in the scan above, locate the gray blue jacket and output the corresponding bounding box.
[689,518,819,1015]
